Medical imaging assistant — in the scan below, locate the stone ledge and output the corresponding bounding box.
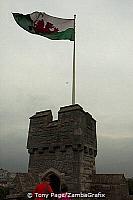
[59,104,83,113]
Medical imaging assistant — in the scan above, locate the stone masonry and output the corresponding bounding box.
[27,104,97,193]
[7,104,130,200]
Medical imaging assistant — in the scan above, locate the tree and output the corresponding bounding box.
[128,178,133,195]
[0,186,9,200]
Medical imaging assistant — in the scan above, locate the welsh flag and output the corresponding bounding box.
[13,12,75,41]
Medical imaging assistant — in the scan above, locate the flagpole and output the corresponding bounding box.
[72,14,76,105]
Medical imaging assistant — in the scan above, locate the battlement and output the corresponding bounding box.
[29,104,96,128]
[27,104,97,153]
[58,104,96,126]
[31,110,52,118]
[29,110,53,126]
[59,104,83,113]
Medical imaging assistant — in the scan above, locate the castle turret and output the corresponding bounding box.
[27,104,97,192]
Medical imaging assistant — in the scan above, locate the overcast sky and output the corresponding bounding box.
[0,0,133,177]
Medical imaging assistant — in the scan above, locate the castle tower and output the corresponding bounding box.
[27,104,97,192]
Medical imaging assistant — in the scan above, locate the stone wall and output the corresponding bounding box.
[91,174,129,200]
[27,104,97,192]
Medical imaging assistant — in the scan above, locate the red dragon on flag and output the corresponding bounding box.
[34,19,59,34]
[13,11,75,41]
[33,12,59,34]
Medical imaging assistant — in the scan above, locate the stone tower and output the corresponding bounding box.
[27,104,97,192]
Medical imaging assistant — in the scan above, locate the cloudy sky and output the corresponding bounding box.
[0,0,133,177]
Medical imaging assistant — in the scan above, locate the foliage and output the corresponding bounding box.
[0,186,9,200]
[128,178,133,195]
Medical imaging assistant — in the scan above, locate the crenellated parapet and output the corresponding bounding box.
[27,104,97,155]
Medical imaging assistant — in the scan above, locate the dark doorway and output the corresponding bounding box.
[48,174,60,193]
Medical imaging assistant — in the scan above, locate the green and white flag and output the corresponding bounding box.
[13,12,75,41]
